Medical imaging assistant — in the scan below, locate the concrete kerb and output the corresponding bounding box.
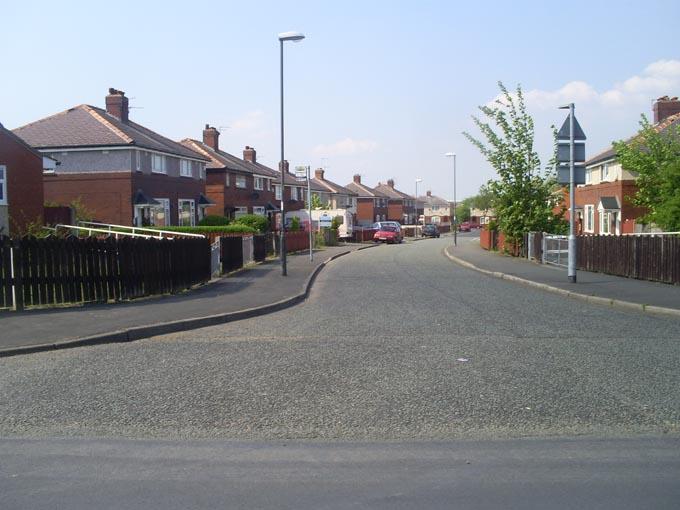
[443,245,680,319]
[0,245,379,358]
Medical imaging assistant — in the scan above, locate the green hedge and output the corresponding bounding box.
[198,215,231,226]
[232,214,269,233]
[153,225,257,234]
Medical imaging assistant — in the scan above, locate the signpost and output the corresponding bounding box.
[294,165,313,262]
[557,104,586,283]
[318,213,332,228]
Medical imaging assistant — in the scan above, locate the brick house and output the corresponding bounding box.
[373,179,416,224]
[310,168,357,214]
[0,122,49,236]
[345,174,389,226]
[418,191,452,229]
[13,88,210,227]
[575,96,680,235]
[181,127,279,219]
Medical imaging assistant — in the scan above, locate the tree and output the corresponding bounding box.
[307,193,329,210]
[613,115,680,231]
[463,82,565,245]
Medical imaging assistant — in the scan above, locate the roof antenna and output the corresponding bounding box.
[128,97,144,110]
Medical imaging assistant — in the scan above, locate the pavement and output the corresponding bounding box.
[446,233,680,316]
[0,243,374,356]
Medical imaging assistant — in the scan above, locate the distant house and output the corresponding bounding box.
[310,168,357,214]
[345,174,389,226]
[181,128,279,219]
[470,207,495,226]
[0,122,53,236]
[13,88,210,227]
[418,191,452,229]
[373,179,416,224]
[576,95,680,235]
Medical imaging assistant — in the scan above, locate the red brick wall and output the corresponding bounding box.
[132,173,205,225]
[206,169,279,216]
[356,198,375,223]
[387,201,403,222]
[575,180,646,234]
[44,172,132,225]
[0,130,44,235]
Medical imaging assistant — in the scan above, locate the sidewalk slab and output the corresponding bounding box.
[0,244,373,355]
[446,237,680,316]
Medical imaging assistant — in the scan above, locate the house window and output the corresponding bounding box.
[601,163,609,181]
[152,154,166,174]
[267,179,271,191]
[253,206,265,216]
[199,165,205,180]
[180,160,192,177]
[298,187,304,200]
[254,177,264,190]
[153,198,171,226]
[235,175,247,189]
[136,150,142,172]
[600,211,610,235]
[291,187,298,201]
[0,165,6,205]
[178,199,195,226]
[274,185,282,201]
[585,168,591,184]
[234,206,248,218]
[584,205,594,233]
[225,173,230,186]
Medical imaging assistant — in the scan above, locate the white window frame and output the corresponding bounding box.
[225,173,230,187]
[0,165,7,205]
[585,168,591,184]
[153,198,171,226]
[291,186,298,201]
[584,204,594,233]
[274,185,282,201]
[235,175,247,189]
[151,154,166,174]
[178,199,195,226]
[599,210,610,235]
[136,150,142,172]
[601,163,609,181]
[254,177,264,190]
[253,206,265,216]
[267,179,271,191]
[180,159,192,177]
[234,206,248,218]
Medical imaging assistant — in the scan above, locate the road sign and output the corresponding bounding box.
[557,115,586,141]
[318,213,332,228]
[557,165,586,185]
[557,143,585,163]
[294,165,307,182]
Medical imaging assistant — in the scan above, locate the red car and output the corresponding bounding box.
[373,224,403,244]
[458,221,472,232]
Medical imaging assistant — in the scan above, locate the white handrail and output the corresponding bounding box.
[55,224,162,239]
[622,231,680,236]
[78,221,205,238]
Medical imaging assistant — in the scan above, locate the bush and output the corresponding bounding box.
[486,219,499,232]
[289,216,301,231]
[198,215,230,226]
[153,225,257,234]
[232,214,269,233]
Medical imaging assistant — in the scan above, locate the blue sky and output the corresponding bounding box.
[2,0,679,200]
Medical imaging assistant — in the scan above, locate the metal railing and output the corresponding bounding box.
[77,221,205,239]
[542,235,569,267]
[55,224,163,239]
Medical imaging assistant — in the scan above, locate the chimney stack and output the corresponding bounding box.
[278,160,290,174]
[315,168,325,180]
[426,190,432,197]
[353,174,361,183]
[243,146,256,163]
[653,95,680,124]
[203,124,220,151]
[387,178,395,188]
[105,88,129,123]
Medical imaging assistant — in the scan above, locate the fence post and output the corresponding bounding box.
[11,239,24,311]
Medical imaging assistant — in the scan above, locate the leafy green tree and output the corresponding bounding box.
[307,194,329,210]
[463,82,565,245]
[614,115,680,231]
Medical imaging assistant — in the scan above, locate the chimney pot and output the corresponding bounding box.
[243,146,256,163]
[315,168,324,180]
[353,174,361,183]
[387,178,395,188]
[278,160,290,174]
[426,190,432,197]
[105,88,129,123]
[653,95,680,124]
[202,125,220,151]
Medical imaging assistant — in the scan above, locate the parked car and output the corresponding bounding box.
[422,224,440,238]
[459,221,472,232]
[373,224,403,244]
[373,221,402,233]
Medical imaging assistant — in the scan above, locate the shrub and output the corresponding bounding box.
[289,216,301,231]
[198,215,230,226]
[152,225,257,234]
[233,214,269,233]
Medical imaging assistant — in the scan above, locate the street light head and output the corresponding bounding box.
[444,152,456,158]
[415,178,423,183]
[558,103,573,109]
[278,31,306,42]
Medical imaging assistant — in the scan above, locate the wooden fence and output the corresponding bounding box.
[0,235,211,311]
[578,235,680,285]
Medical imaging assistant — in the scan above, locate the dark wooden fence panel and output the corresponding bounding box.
[253,235,267,262]
[221,236,244,273]
[0,235,211,310]
[577,235,680,285]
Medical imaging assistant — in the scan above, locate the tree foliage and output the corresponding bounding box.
[463,82,565,243]
[614,115,680,231]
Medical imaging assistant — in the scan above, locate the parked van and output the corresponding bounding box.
[285,208,354,239]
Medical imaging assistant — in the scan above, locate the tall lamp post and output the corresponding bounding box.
[414,178,422,237]
[278,31,305,276]
[445,152,457,246]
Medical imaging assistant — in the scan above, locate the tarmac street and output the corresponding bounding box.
[1,236,679,508]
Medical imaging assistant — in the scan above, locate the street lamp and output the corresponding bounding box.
[415,178,422,237]
[278,31,305,276]
[445,152,457,246]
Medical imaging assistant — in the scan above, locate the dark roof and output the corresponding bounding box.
[0,122,43,161]
[13,105,208,161]
[373,182,414,200]
[133,189,159,206]
[345,180,389,198]
[598,196,620,210]
[181,139,261,174]
[586,111,680,166]
[197,193,214,206]
[418,194,449,207]
[310,177,357,196]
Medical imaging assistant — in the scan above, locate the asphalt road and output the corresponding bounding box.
[1,235,679,508]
